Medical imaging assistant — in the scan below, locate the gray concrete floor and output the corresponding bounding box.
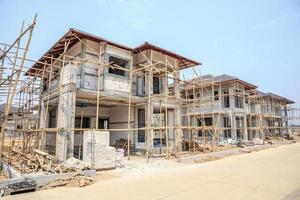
[6,143,300,200]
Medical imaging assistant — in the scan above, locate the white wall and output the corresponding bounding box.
[109,106,135,145]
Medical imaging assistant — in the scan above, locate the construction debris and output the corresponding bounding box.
[182,140,210,152]
[57,158,90,173]
[267,141,276,145]
[42,175,94,189]
[9,146,57,174]
[113,139,133,155]
[252,138,264,145]
[7,146,90,174]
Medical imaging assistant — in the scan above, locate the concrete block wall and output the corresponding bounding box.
[83,130,121,169]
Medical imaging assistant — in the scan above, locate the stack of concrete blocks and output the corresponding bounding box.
[82,130,124,169]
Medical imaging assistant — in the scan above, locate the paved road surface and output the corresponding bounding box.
[6,143,300,200]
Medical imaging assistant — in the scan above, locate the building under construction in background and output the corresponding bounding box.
[0,15,300,173]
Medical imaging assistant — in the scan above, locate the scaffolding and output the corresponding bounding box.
[0,16,195,167]
[246,90,297,140]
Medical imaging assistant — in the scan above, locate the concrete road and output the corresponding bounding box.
[6,143,300,200]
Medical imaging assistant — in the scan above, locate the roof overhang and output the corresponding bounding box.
[267,92,295,104]
[26,28,133,76]
[133,42,201,69]
[26,29,201,76]
[251,90,295,104]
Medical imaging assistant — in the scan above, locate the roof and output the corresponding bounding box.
[27,28,133,75]
[186,74,257,90]
[267,92,295,104]
[27,28,200,75]
[253,90,294,104]
[133,42,200,68]
[252,90,268,97]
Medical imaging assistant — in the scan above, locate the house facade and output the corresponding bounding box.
[180,74,294,144]
[180,74,257,144]
[247,91,294,139]
[27,29,200,163]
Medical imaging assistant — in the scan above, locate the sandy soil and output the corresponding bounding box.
[5,142,300,200]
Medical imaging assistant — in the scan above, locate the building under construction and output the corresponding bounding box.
[0,16,299,173]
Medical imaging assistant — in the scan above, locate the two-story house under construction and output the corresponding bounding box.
[27,29,200,165]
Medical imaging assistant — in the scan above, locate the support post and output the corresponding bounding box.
[145,50,153,161]
[56,62,77,162]
[173,60,182,155]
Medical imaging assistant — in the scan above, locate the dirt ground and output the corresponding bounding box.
[293,130,300,142]
[0,172,7,181]
[5,142,300,200]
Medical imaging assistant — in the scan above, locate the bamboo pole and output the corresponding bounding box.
[0,45,7,80]
[164,55,169,159]
[35,64,46,148]
[192,71,196,153]
[42,55,53,151]
[211,75,215,151]
[95,44,103,130]
[159,92,163,155]
[0,15,36,156]
[127,53,133,160]
[200,71,206,152]
[79,107,84,160]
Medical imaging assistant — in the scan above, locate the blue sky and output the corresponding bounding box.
[1,0,299,106]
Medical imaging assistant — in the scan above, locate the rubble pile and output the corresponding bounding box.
[10,146,57,173]
[9,146,89,174]
[43,175,95,189]
[58,157,90,173]
[182,140,210,152]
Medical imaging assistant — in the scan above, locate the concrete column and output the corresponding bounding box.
[243,115,248,140]
[80,41,86,89]
[38,98,47,150]
[161,76,167,94]
[39,99,47,129]
[229,88,234,109]
[231,114,237,140]
[145,67,153,157]
[173,68,182,153]
[56,63,77,162]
